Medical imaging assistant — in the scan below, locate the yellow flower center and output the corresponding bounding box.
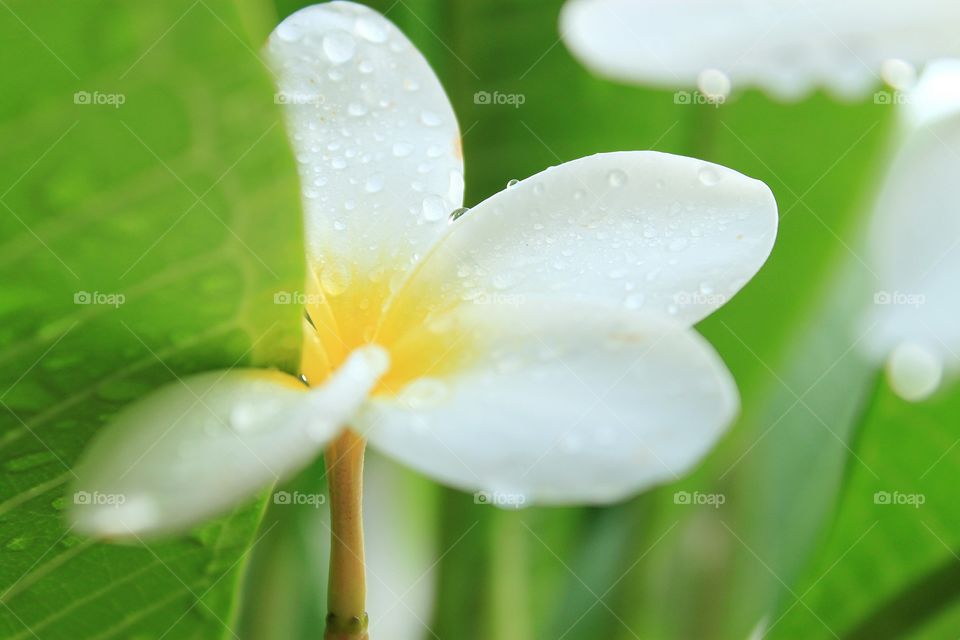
[299,263,471,395]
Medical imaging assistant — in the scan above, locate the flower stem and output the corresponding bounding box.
[324,429,369,640]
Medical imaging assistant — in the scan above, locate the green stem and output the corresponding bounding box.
[324,430,369,640]
[489,509,533,640]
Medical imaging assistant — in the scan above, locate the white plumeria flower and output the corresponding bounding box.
[864,60,960,402]
[560,0,960,101]
[70,1,778,537]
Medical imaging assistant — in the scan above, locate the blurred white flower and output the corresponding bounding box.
[560,0,960,100]
[864,60,960,401]
[71,1,778,537]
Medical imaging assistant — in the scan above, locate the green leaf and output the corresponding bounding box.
[769,377,960,638]
[0,1,302,638]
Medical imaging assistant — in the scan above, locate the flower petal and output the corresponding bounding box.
[379,151,776,337]
[364,451,438,640]
[560,0,960,101]
[864,64,960,362]
[70,346,388,538]
[265,1,463,280]
[360,301,737,505]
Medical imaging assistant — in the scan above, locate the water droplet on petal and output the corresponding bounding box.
[355,16,389,43]
[624,293,645,310]
[421,195,447,221]
[323,31,356,64]
[320,263,351,297]
[420,110,442,127]
[506,179,520,189]
[348,102,367,116]
[607,170,627,187]
[698,165,721,186]
[449,206,469,222]
[697,68,731,103]
[886,342,942,402]
[881,58,917,91]
[275,22,300,42]
[399,378,449,409]
[365,175,384,193]
[392,142,413,157]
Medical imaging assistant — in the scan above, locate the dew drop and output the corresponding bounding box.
[886,342,942,402]
[347,102,367,116]
[399,378,449,409]
[355,16,389,43]
[320,263,351,296]
[421,195,447,221]
[420,110,442,127]
[607,170,627,187]
[275,22,300,42]
[392,142,414,157]
[697,68,731,103]
[365,175,384,193]
[322,31,356,64]
[533,183,545,196]
[698,165,721,186]
[881,58,917,91]
[624,293,645,310]
[506,179,520,189]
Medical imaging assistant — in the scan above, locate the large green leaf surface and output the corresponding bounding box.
[0,1,302,638]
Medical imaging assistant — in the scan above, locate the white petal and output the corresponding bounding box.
[364,451,438,640]
[71,346,388,538]
[265,2,463,284]
[360,301,738,505]
[379,151,776,335]
[560,0,960,101]
[901,59,960,130]
[864,78,960,372]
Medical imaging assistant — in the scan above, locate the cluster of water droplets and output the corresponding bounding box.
[428,161,749,319]
[267,3,466,297]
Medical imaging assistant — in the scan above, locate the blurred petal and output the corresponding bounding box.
[265,2,463,311]
[364,451,439,640]
[361,300,738,505]
[901,59,960,130]
[560,0,960,100]
[380,151,776,335]
[71,346,389,539]
[864,66,960,379]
